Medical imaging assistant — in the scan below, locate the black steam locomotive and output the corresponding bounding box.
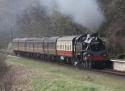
[12,33,110,69]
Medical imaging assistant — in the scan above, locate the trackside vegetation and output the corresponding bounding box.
[6,55,125,91]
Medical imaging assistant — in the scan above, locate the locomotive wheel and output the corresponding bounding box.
[84,61,92,70]
[84,62,86,69]
[81,61,86,69]
[80,62,84,69]
[82,62,85,69]
[88,61,92,70]
[85,61,88,69]
[74,61,82,69]
[75,62,80,68]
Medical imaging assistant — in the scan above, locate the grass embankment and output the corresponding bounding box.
[6,55,125,91]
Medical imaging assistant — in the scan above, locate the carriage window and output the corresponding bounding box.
[37,42,40,48]
[68,45,70,51]
[65,45,67,50]
[58,45,59,50]
[60,45,61,50]
[60,45,62,50]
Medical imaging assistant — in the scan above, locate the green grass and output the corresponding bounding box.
[6,55,125,91]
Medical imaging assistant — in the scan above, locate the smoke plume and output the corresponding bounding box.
[0,0,105,33]
[39,0,105,30]
[40,0,104,30]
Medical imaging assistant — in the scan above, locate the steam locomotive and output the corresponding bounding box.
[12,33,111,69]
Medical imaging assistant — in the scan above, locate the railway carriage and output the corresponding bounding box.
[13,38,27,53]
[33,38,45,54]
[56,36,77,63]
[26,38,34,53]
[43,37,59,55]
[43,37,60,60]
[18,38,26,52]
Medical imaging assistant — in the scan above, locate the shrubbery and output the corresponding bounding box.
[0,50,15,91]
[0,51,7,76]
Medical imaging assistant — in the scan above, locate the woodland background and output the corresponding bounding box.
[0,0,125,58]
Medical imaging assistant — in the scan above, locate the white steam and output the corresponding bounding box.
[39,0,105,30]
[0,0,105,33]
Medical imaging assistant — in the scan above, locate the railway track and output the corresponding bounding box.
[46,61,125,77]
[94,69,125,77]
[12,55,125,77]
[55,63,125,77]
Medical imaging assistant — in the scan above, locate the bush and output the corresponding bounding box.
[0,52,7,77]
[117,53,125,59]
[0,51,14,91]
